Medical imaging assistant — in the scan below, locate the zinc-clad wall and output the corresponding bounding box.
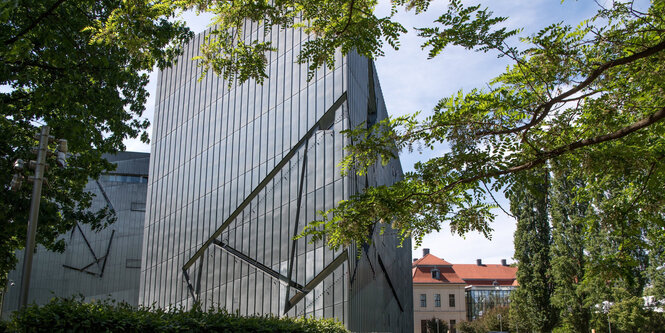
[140,21,348,314]
[2,153,149,317]
[345,52,414,332]
[141,21,412,332]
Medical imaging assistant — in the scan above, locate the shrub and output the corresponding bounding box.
[423,317,448,333]
[2,297,348,333]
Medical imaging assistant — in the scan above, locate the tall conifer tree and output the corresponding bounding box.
[549,167,590,332]
[508,168,555,332]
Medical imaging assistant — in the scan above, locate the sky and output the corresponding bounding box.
[123,1,611,265]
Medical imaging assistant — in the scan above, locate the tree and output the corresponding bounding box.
[300,0,665,253]
[514,162,662,332]
[91,0,665,253]
[89,0,446,85]
[89,0,665,251]
[423,317,448,333]
[457,306,520,333]
[508,169,555,332]
[549,166,591,332]
[0,0,190,284]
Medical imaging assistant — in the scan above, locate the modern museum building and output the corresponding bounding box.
[140,23,413,332]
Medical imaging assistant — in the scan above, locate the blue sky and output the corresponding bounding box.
[124,0,615,265]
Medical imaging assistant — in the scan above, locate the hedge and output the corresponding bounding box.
[2,297,349,333]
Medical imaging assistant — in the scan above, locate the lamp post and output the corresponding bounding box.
[16,126,67,309]
[603,301,612,333]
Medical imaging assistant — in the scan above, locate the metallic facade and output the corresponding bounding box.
[2,152,149,315]
[141,23,412,332]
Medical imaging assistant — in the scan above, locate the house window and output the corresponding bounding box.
[450,320,457,333]
[431,268,440,280]
[420,320,428,333]
[420,294,427,307]
[449,293,456,307]
[434,294,441,307]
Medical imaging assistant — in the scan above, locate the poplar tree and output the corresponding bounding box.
[508,169,555,332]
[549,167,590,332]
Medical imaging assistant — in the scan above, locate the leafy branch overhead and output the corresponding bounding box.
[92,1,665,253]
[91,0,514,84]
[0,0,189,286]
[302,1,665,250]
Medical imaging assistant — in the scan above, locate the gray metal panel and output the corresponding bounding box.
[141,22,412,332]
[344,52,413,333]
[2,152,149,317]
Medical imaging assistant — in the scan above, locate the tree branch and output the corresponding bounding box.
[478,39,665,137]
[336,0,356,37]
[407,106,665,202]
[482,181,515,219]
[4,0,68,46]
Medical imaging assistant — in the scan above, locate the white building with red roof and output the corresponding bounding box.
[412,249,467,333]
[412,249,518,332]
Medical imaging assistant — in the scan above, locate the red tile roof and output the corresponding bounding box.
[412,254,463,284]
[413,265,465,284]
[452,264,517,282]
[412,254,518,286]
[412,253,453,267]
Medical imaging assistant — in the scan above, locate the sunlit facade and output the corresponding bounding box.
[140,23,413,332]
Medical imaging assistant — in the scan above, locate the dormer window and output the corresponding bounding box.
[431,268,440,280]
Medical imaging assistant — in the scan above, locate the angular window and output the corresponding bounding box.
[434,293,441,307]
[420,294,427,307]
[431,268,440,280]
[450,319,457,333]
[131,202,146,212]
[449,293,456,307]
[126,259,141,268]
[100,174,148,183]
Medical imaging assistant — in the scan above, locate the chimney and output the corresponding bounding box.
[501,259,507,266]
[413,258,418,263]
[423,248,430,256]
[476,259,482,266]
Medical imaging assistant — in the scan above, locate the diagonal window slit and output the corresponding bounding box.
[283,250,348,314]
[62,227,115,277]
[181,92,348,301]
[377,254,404,312]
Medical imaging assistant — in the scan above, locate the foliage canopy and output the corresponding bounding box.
[89,0,665,261]
[0,0,190,283]
[306,1,665,251]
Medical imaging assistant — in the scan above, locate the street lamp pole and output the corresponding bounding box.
[18,126,50,309]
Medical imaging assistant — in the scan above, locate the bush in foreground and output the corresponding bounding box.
[2,297,348,333]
